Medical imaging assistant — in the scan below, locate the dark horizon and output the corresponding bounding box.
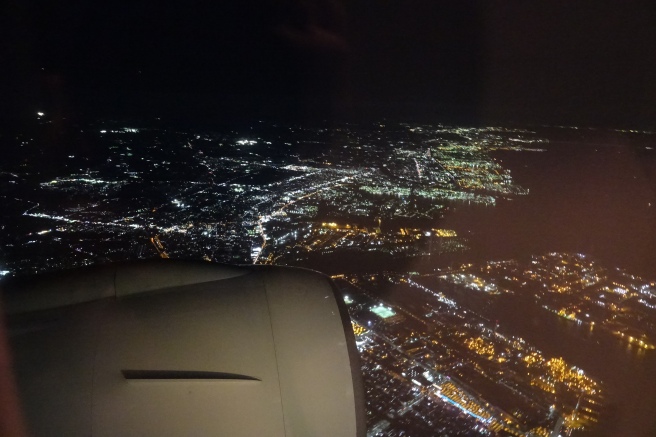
[3,0,656,130]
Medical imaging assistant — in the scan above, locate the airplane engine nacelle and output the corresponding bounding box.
[1,261,365,437]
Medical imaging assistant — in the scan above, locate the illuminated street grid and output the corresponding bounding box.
[338,270,603,437]
[436,253,656,350]
[2,119,644,436]
[0,121,542,275]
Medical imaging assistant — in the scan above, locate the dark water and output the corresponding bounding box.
[298,135,656,435]
[489,295,656,437]
[434,139,656,436]
[306,138,656,279]
[442,140,656,280]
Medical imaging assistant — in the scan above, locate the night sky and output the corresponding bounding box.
[3,0,656,127]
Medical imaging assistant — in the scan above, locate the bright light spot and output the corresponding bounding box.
[171,199,185,208]
[37,112,44,117]
[371,304,396,319]
[100,130,107,134]
[0,270,10,276]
